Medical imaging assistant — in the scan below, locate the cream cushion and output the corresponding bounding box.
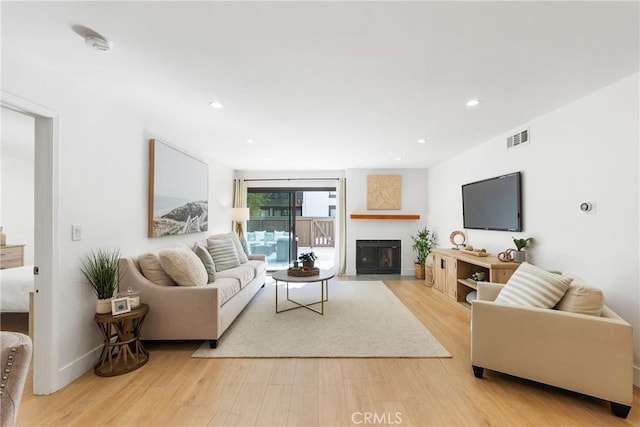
[215,265,256,288]
[555,284,604,316]
[138,253,177,286]
[158,247,208,287]
[209,232,248,263]
[495,262,573,308]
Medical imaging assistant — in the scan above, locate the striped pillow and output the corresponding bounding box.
[495,262,573,308]
[207,238,241,272]
[208,232,249,264]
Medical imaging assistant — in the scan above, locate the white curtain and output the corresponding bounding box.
[232,179,247,231]
[334,178,347,276]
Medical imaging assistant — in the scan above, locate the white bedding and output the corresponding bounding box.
[1,265,34,312]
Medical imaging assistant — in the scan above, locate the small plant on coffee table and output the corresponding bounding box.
[298,251,318,269]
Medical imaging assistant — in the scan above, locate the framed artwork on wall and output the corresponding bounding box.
[148,139,209,237]
[367,174,402,210]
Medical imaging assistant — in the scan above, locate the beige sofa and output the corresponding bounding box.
[119,238,266,349]
[471,282,633,418]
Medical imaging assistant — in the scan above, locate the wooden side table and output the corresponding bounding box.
[93,303,149,377]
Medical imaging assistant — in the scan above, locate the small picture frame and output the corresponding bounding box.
[111,297,131,316]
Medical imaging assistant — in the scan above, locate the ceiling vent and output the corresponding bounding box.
[507,127,530,148]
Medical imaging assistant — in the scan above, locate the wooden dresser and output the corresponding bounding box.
[0,244,25,269]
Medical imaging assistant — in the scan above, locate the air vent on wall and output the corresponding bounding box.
[507,127,530,148]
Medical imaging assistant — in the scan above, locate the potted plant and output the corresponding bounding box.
[411,228,436,279]
[80,248,121,313]
[512,237,534,263]
[298,251,317,269]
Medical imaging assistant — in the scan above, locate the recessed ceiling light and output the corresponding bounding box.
[246,139,255,144]
[395,157,402,161]
[417,138,427,144]
[466,99,481,107]
[209,101,223,109]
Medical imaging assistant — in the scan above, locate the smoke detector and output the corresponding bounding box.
[84,35,112,52]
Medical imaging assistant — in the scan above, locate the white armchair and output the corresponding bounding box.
[1,332,33,427]
[471,282,633,418]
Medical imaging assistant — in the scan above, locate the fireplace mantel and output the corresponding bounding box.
[350,214,420,220]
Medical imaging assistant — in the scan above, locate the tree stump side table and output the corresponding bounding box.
[93,303,149,377]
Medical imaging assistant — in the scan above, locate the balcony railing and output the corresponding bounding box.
[247,216,335,248]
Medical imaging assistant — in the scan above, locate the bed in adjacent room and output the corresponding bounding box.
[1,265,34,313]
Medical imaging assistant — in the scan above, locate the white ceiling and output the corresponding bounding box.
[2,1,638,171]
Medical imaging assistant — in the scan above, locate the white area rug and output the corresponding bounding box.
[192,280,451,358]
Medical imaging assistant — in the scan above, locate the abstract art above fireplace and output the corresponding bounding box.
[367,174,401,210]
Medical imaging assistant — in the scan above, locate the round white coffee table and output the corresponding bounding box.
[272,269,335,315]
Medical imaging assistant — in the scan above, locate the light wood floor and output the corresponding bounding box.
[18,279,640,426]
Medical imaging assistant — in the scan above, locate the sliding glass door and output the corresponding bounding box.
[247,187,336,271]
[246,189,297,271]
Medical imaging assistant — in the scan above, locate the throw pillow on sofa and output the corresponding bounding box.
[208,232,249,263]
[192,243,216,283]
[138,253,177,286]
[159,247,208,287]
[555,284,604,316]
[207,238,241,271]
[495,262,573,308]
[238,235,250,257]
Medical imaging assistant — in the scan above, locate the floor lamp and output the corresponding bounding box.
[230,208,250,237]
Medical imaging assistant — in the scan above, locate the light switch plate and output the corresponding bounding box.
[72,225,82,241]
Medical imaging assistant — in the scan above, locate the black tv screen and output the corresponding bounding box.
[462,172,522,232]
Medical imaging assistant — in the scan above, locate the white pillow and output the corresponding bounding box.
[208,232,249,264]
[495,262,573,308]
[158,247,208,287]
[207,238,241,271]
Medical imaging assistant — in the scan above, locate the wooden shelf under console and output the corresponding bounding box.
[432,248,520,307]
[350,214,420,220]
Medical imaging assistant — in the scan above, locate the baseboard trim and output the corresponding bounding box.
[56,344,102,389]
[634,364,640,387]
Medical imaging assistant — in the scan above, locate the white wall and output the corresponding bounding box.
[427,73,640,385]
[2,45,235,391]
[345,168,428,276]
[1,108,35,264]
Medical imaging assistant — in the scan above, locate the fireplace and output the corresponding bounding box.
[356,240,401,274]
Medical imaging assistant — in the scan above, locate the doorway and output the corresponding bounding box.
[2,91,59,395]
[1,108,35,336]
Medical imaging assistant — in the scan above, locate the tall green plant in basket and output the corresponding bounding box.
[411,228,436,279]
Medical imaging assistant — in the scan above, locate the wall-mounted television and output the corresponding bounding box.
[462,172,522,232]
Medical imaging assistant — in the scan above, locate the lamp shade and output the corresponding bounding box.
[229,207,250,222]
